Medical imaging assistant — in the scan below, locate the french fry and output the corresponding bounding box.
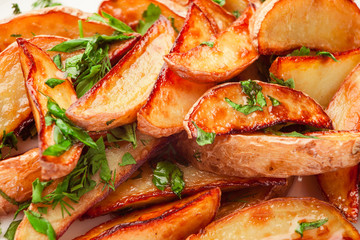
[184,81,332,137]
[75,188,220,240]
[175,131,360,178]
[250,0,360,54]
[0,149,40,215]
[0,6,114,51]
[137,3,215,137]
[187,198,360,239]
[14,132,166,240]
[66,16,176,131]
[98,0,187,30]
[165,6,258,83]
[269,48,360,107]
[85,161,286,218]
[18,38,82,180]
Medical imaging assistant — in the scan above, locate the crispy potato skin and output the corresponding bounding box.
[15,133,166,240]
[85,161,286,218]
[175,131,360,178]
[184,81,332,137]
[99,0,187,30]
[108,33,141,66]
[137,4,215,137]
[0,149,40,215]
[187,197,360,239]
[75,188,221,240]
[165,6,258,83]
[18,38,83,180]
[270,48,360,107]
[66,16,175,131]
[250,0,360,54]
[0,6,114,51]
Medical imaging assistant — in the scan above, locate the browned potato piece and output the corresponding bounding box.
[175,131,360,178]
[165,6,258,83]
[108,34,141,66]
[269,49,360,107]
[137,4,215,137]
[317,63,360,222]
[66,17,175,131]
[0,6,114,51]
[250,0,360,55]
[187,197,360,239]
[18,38,83,180]
[99,0,187,30]
[85,161,286,218]
[15,133,166,240]
[75,188,221,240]
[0,148,40,215]
[184,81,332,138]
[192,0,235,33]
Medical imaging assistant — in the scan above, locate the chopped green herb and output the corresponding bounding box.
[37,207,48,215]
[225,97,263,115]
[10,34,21,38]
[152,161,185,198]
[52,54,62,69]
[287,46,311,57]
[31,179,53,204]
[316,51,338,62]
[107,122,137,148]
[4,220,21,240]
[119,152,136,166]
[106,119,115,125]
[192,122,216,146]
[200,41,214,48]
[88,12,134,34]
[267,95,280,106]
[78,20,84,38]
[12,3,21,15]
[168,16,179,33]
[295,219,328,237]
[0,130,18,159]
[267,129,320,139]
[45,78,65,88]
[269,72,295,89]
[31,32,36,36]
[232,10,240,18]
[24,210,56,240]
[0,188,19,206]
[136,3,161,35]
[212,0,225,6]
[32,0,61,8]
[193,151,201,162]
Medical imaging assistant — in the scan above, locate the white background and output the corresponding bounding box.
[0,0,360,239]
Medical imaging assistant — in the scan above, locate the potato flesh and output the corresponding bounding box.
[251,0,360,54]
[270,49,360,107]
[187,198,360,240]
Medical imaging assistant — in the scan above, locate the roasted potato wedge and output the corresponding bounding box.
[184,81,332,137]
[66,17,175,131]
[99,0,187,30]
[165,6,258,83]
[85,160,285,218]
[15,132,166,240]
[270,48,360,107]
[0,6,114,51]
[137,3,215,137]
[18,38,82,180]
[108,34,141,66]
[0,148,40,215]
[250,0,360,55]
[192,0,235,33]
[317,63,360,222]
[75,188,220,240]
[187,197,360,239]
[175,131,360,178]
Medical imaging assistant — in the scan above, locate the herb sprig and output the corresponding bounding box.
[288,46,338,62]
[295,219,328,237]
[0,130,18,159]
[32,0,61,9]
[136,3,161,35]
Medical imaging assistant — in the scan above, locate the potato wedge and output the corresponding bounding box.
[0,148,40,215]
[317,63,360,222]
[18,38,82,180]
[175,131,360,178]
[192,0,235,33]
[14,132,166,240]
[269,49,360,107]
[223,0,261,16]
[108,34,141,66]
[137,3,215,137]
[250,0,360,55]
[165,6,258,83]
[66,17,175,131]
[85,160,285,218]
[187,197,360,239]
[184,81,332,137]
[99,0,187,30]
[75,188,220,240]
[0,6,114,51]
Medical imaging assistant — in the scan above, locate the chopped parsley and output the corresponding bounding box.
[52,54,62,69]
[212,0,225,6]
[119,152,136,166]
[200,41,214,48]
[168,16,179,33]
[10,34,21,38]
[288,46,338,62]
[192,121,216,146]
[232,10,240,18]
[12,3,21,15]
[24,210,56,240]
[4,220,21,240]
[88,12,134,34]
[107,122,137,148]
[265,128,320,139]
[32,0,61,8]
[0,130,18,159]
[295,219,328,237]
[316,51,339,62]
[269,73,295,89]
[136,3,161,35]
[45,78,65,88]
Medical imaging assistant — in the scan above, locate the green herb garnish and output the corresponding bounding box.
[266,129,320,139]
[0,130,18,159]
[52,54,62,69]
[192,122,216,146]
[32,0,61,8]
[136,3,161,35]
[200,41,214,48]
[45,78,65,88]
[88,11,134,34]
[212,0,225,6]
[24,210,56,240]
[232,10,240,18]
[168,16,179,33]
[295,219,328,237]
[107,122,137,148]
[119,152,136,166]
[10,34,21,38]
[287,46,311,56]
[316,51,338,62]
[12,3,21,15]
[4,220,21,240]
[269,73,295,89]
[267,95,280,106]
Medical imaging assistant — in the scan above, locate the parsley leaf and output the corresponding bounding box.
[107,122,137,148]
[212,0,225,6]
[119,152,136,166]
[0,188,20,207]
[192,122,216,146]
[78,20,84,38]
[52,54,62,69]
[267,95,280,106]
[32,0,61,8]
[287,46,310,56]
[200,41,214,48]
[266,129,320,139]
[45,78,65,88]
[167,16,179,33]
[24,210,56,240]
[269,73,295,89]
[316,51,339,62]
[88,12,134,34]
[0,130,18,159]
[152,161,185,198]
[232,10,240,18]
[136,3,161,35]
[4,220,21,240]
[12,3,21,15]
[295,219,328,237]
[225,97,263,115]
[10,34,21,38]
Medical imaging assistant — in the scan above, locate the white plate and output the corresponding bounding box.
[0,0,360,239]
